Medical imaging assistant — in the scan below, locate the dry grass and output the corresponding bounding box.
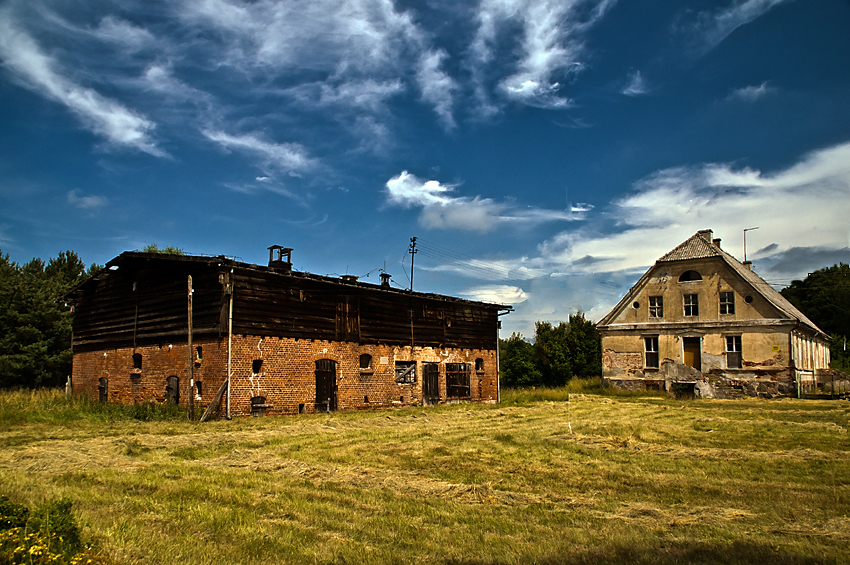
[1,389,849,564]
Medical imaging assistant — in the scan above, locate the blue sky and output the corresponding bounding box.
[1,0,849,337]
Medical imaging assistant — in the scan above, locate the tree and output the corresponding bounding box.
[564,312,602,378]
[142,244,185,255]
[499,333,543,387]
[781,263,850,371]
[534,321,572,386]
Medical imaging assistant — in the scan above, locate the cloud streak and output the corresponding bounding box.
[684,0,792,55]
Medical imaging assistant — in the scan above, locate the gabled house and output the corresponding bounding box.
[66,247,510,417]
[596,230,830,398]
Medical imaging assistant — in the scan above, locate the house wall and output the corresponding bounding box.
[71,335,498,416]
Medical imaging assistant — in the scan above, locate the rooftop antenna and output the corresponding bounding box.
[743,227,759,262]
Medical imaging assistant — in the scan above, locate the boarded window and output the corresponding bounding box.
[395,361,416,383]
[727,336,742,369]
[679,270,702,282]
[649,296,663,318]
[684,294,699,317]
[359,354,373,370]
[446,363,470,398]
[720,292,735,315]
[644,337,659,368]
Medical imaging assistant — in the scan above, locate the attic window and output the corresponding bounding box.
[252,359,263,374]
[679,270,702,282]
[720,292,735,315]
[649,296,663,318]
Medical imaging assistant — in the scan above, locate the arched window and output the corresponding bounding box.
[359,354,373,370]
[678,270,702,282]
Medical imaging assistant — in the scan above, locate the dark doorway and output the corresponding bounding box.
[97,377,108,402]
[315,359,337,412]
[423,363,440,405]
[683,337,701,371]
[166,376,180,405]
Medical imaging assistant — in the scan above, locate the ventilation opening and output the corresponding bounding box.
[364,396,369,403]
[97,377,108,402]
[298,403,305,414]
[195,381,202,397]
[195,346,203,361]
[132,353,142,370]
[475,358,484,372]
[252,359,263,374]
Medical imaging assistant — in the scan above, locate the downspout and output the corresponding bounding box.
[227,269,234,419]
[496,320,501,404]
[790,321,800,398]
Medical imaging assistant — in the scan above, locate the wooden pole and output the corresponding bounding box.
[188,275,195,421]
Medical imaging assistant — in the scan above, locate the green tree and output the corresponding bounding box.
[499,333,543,387]
[564,312,602,378]
[534,321,572,386]
[781,263,850,371]
[142,244,185,255]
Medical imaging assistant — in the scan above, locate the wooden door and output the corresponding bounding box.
[423,363,440,405]
[683,337,701,371]
[166,376,180,405]
[315,359,337,412]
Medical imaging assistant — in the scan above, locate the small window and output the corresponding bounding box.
[475,358,484,372]
[359,354,373,370]
[726,336,742,369]
[132,353,142,370]
[679,270,702,282]
[395,361,416,383]
[196,346,203,361]
[98,377,108,402]
[252,359,263,374]
[684,294,699,317]
[195,381,203,397]
[446,363,471,398]
[644,337,659,369]
[649,296,663,318]
[720,292,735,315]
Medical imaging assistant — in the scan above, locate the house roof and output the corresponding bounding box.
[597,230,827,338]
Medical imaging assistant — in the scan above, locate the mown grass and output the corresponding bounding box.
[1,387,849,564]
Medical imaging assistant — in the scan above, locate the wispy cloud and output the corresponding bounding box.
[67,189,107,210]
[684,0,793,55]
[384,171,591,232]
[416,49,458,130]
[727,81,774,102]
[621,70,650,96]
[202,130,317,175]
[0,12,165,156]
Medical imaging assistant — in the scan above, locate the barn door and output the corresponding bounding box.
[315,359,337,412]
[166,376,180,405]
[423,363,440,405]
[683,337,701,371]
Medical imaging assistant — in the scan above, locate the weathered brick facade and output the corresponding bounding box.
[72,336,498,416]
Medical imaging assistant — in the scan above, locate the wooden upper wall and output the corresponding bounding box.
[69,253,505,352]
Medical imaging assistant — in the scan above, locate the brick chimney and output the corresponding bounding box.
[712,238,721,248]
[698,229,713,243]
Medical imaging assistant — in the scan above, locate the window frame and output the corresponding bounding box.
[446,363,471,398]
[719,291,735,315]
[726,335,742,369]
[648,295,663,318]
[644,336,659,369]
[684,294,699,317]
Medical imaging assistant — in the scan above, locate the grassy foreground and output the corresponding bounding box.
[0,386,849,564]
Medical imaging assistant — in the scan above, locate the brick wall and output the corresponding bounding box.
[72,335,499,417]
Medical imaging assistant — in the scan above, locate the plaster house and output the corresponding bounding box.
[596,230,830,398]
[66,247,510,417]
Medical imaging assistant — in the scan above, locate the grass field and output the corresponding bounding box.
[1,386,849,564]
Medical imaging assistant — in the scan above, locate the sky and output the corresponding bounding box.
[1,0,849,338]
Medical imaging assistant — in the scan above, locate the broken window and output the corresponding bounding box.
[446,363,471,398]
[359,354,373,370]
[132,353,142,370]
[649,296,663,318]
[475,358,484,372]
[252,359,263,374]
[684,294,699,317]
[644,337,659,369]
[679,270,702,282]
[726,336,742,369]
[720,292,735,315]
[395,361,416,383]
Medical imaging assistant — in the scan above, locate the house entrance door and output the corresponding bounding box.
[683,338,701,371]
[315,359,337,412]
[423,363,440,405]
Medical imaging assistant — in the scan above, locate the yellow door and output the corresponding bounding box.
[683,337,701,370]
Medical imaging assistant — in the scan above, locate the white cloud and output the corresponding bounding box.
[687,0,792,55]
[384,171,589,232]
[416,49,458,130]
[67,189,107,210]
[727,82,774,102]
[0,14,165,156]
[461,285,528,305]
[202,130,317,174]
[621,70,650,96]
[93,16,156,50]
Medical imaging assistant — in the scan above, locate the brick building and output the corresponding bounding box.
[67,247,510,417]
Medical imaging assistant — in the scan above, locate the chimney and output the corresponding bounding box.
[712,238,721,248]
[341,274,358,284]
[380,273,392,288]
[267,245,293,273]
[743,260,753,271]
[698,229,713,243]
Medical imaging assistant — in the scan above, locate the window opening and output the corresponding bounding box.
[359,354,373,370]
[475,358,484,372]
[97,377,108,402]
[679,270,702,282]
[649,296,663,318]
[745,295,753,303]
[446,363,471,398]
[644,337,659,369]
[720,292,735,315]
[195,381,202,397]
[684,294,699,317]
[726,336,742,369]
[132,353,142,370]
[252,359,263,374]
[196,346,203,361]
[395,361,416,383]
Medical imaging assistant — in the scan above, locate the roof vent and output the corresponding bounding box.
[380,273,392,287]
[268,245,292,273]
[341,274,358,284]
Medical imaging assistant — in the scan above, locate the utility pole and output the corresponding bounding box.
[409,237,417,293]
[187,275,195,421]
[743,226,759,262]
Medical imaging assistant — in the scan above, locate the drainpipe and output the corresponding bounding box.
[496,320,501,404]
[227,269,234,419]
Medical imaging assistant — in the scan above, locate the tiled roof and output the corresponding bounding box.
[658,231,722,262]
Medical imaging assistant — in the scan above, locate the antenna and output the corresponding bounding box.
[743,227,759,262]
